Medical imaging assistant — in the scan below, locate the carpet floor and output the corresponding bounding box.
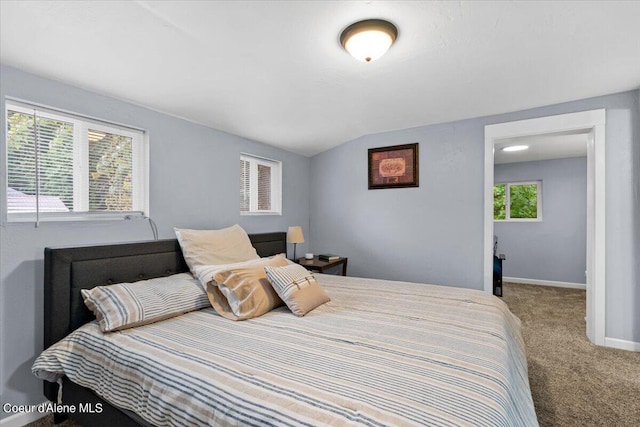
[502,282,640,427]
[27,282,640,427]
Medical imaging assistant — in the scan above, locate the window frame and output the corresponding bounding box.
[240,153,282,216]
[4,98,149,223]
[494,180,542,222]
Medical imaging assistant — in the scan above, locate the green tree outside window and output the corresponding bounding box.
[494,184,506,220]
[7,111,74,209]
[510,184,538,219]
[7,110,135,213]
[494,182,540,220]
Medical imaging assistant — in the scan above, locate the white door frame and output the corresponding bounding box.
[484,109,606,345]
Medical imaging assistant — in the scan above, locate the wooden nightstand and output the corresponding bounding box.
[296,256,348,276]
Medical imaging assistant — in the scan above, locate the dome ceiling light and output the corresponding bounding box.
[340,19,398,63]
[502,145,530,152]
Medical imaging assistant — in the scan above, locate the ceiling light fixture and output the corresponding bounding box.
[340,19,398,63]
[502,145,529,152]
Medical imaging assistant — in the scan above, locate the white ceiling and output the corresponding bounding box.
[1,1,639,157]
[494,130,588,165]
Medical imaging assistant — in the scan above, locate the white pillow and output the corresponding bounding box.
[175,224,259,274]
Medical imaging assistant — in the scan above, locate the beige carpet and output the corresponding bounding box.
[28,282,640,427]
[502,282,640,427]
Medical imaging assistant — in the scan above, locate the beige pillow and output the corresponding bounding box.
[175,224,259,273]
[208,255,290,320]
[264,263,330,316]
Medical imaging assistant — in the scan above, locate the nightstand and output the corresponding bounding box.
[296,256,348,276]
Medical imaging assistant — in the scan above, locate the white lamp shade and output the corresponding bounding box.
[340,19,398,63]
[287,226,304,244]
[344,30,394,62]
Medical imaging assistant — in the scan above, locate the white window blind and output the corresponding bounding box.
[5,100,147,223]
[257,164,272,210]
[240,154,281,215]
[7,110,75,213]
[240,158,251,212]
[87,128,134,211]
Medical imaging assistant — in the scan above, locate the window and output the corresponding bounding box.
[5,100,147,222]
[494,181,541,221]
[240,154,281,215]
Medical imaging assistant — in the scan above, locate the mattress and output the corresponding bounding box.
[33,274,538,426]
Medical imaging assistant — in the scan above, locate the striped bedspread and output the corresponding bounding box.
[33,274,538,426]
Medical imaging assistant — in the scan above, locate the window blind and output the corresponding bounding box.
[7,109,74,214]
[257,164,271,210]
[5,100,146,223]
[240,159,251,212]
[88,129,133,212]
[239,154,281,215]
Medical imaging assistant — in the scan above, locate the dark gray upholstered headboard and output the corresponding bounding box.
[43,232,286,402]
[43,232,286,349]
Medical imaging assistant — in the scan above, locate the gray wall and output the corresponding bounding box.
[0,66,311,417]
[494,158,587,284]
[310,121,485,288]
[310,90,639,343]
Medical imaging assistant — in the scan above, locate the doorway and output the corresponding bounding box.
[484,110,606,345]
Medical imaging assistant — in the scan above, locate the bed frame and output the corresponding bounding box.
[43,232,287,426]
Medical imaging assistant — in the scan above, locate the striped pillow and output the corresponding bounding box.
[264,264,330,316]
[82,273,209,332]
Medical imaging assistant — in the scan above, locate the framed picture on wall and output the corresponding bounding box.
[368,143,419,189]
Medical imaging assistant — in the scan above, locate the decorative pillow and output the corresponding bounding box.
[207,255,290,320]
[194,253,294,289]
[81,273,209,332]
[174,224,259,274]
[264,264,330,316]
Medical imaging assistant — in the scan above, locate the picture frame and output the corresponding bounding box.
[368,143,419,189]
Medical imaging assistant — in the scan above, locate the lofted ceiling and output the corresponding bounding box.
[1,1,639,157]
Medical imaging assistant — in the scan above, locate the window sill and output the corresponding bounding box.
[240,211,282,216]
[5,212,145,224]
[494,218,543,223]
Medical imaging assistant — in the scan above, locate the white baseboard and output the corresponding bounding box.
[604,337,640,352]
[0,401,50,427]
[503,276,586,290]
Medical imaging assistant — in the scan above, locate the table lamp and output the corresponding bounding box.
[287,226,304,260]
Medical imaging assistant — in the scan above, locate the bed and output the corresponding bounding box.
[34,232,538,426]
